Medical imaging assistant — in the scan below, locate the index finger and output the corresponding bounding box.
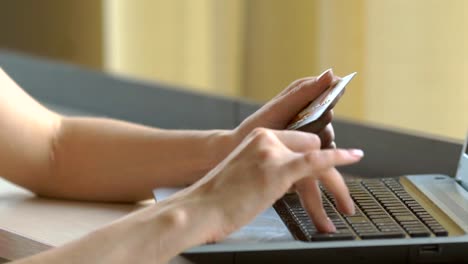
[283,148,364,183]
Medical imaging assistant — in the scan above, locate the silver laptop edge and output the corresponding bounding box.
[403,134,468,232]
[455,133,468,190]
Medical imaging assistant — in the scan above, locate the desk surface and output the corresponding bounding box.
[0,178,145,261]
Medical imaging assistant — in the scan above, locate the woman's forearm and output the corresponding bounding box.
[13,194,215,264]
[0,68,238,202]
[38,116,238,202]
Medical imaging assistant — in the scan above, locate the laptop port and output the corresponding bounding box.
[418,244,441,256]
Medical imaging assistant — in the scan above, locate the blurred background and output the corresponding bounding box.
[0,0,466,139]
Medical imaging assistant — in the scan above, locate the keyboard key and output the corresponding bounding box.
[402,224,426,229]
[392,212,413,217]
[360,232,405,239]
[379,227,404,233]
[368,214,390,219]
[355,227,379,233]
[375,222,400,229]
[364,209,386,213]
[276,179,450,242]
[422,219,439,225]
[426,224,444,230]
[352,225,375,231]
[309,232,356,241]
[372,218,395,224]
[432,228,449,237]
[394,215,418,222]
[346,216,369,224]
[382,202,404,207]
[386,206,406,212]
[407,229,431,237]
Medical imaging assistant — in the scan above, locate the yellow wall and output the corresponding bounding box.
[0,0,103,69]
[316,0,366,120]
[1,1,464,139]
[104,0,245,97]
[363,0,468,139]
[242,0,319,100]
[104,0,468,139]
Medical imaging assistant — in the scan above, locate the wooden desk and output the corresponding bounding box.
[0,178,144,261]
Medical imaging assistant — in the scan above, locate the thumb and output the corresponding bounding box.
[271,69,336,124]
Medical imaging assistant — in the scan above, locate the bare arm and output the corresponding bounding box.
[42,118,236,201]
[0,68,338,203]
[13,128,362,264]
[12,196,214,264]
[0,68,236,202]
[2,68,361,263]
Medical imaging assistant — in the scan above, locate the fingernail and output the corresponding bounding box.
[326,217,337,232]
[348,202,356,215]
[349,149,364,158]
[317,68,333,82]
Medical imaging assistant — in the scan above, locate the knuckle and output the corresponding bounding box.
[255,147,277,162]
[251,127,267,137]
[251,127,269,139]
[251,127,276,145]
[322,111,333,124]
[287,79,312,97]
[309,134,321,147]
[279,78,309,97]
[304,151,322,166]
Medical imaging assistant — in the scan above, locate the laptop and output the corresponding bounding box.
[154,135,468,264]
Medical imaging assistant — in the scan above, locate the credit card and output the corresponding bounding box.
[287,72,357,130]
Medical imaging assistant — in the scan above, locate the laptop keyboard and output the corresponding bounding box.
[274,178,448,241]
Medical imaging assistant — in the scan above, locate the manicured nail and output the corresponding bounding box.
[347,201,356,215]
[317,68,333,82]
[349,149,364,158]
[326,217,337,233]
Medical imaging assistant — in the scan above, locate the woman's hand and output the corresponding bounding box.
[235,69,339,149]
[14,128,362,264]
[172,128,363,245]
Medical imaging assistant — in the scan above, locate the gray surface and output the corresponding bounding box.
[0,50,463,178]
[0,51,236,130]
[1,50,468,264]
[332,119,463,178]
